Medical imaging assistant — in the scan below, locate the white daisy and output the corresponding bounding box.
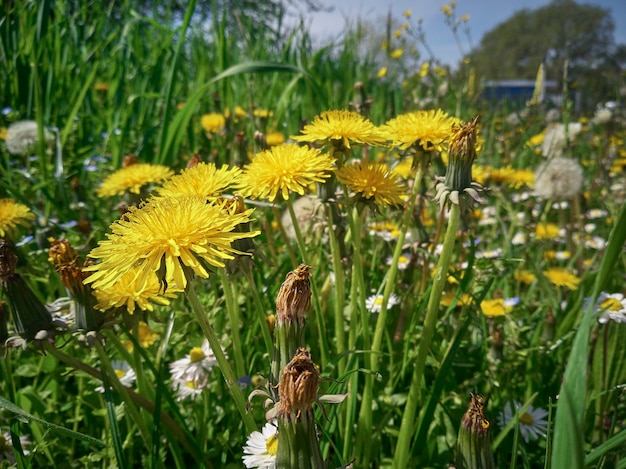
[0,429,31,463]
[173,378,206,401]
[242,420,278,469]
[95,361,136,393]
[366,293,400,313]
[498,401,548,443]
[595,293,626,324]
[386,252,411,270]
[511,232,526,246]
[169,340,217,384]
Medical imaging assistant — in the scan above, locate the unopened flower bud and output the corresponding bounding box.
[456,393,495,469]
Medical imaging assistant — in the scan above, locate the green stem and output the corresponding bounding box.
[393,202,460,468]
[355,163,425,468]
[286,198,330,370]
[325,203,346,376]
[94,341,152,451]
[219,269,246,379]
[371,161,424,370]
[186,280,256,434]
[241,266,274,356]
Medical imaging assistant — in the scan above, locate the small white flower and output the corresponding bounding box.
[95,361,136,393]
[169,340,217,384]
[585,208,608,219]
[242,420,278,469]
[386,252,411,270]
[584,223,596,233]
[595,293,626,324]
[476,248,503,259]
[172,378,206,401]
[585,236,606,250]
[366,293,400,313]
[512,232,527,246]
[498,401,548,443]
[0,430,31,463]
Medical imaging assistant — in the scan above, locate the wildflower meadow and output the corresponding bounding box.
[1,1,626,468]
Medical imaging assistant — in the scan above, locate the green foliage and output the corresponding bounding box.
[0,0,625,467]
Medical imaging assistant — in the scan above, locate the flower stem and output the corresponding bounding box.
[393,202,460,468]
[324,203,346,375]
[186,280,256,434]
[218,269,246,379]
[287,198,330,369]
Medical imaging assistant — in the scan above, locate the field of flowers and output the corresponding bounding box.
[1,1,625,468]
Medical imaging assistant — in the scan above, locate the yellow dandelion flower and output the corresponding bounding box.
[236,144,335,202]
[84,196,259,292]
[200,113,226,133]
[97,163,174,198]
[336,161,406,207]
[156,162,241,199]
[265,130,285,146]
[481,298,513,317]
[94,82,109,92]
[122,321,160,351]
[419,62,430,78]
[515,270,536,285]
[253,109,273,119]
[394,29,403,38]
[0,199,35,237]
[291,110,387,149]
[440,291,472,307]
[543,267,581,290]
[93,266,180,314]
[390,49,404,59]
[535,222,561,240]
[526,132,545,147]
[381,109,460,152]
[377,66,388,78]
[403,9,412,18]
[391,158,413,179]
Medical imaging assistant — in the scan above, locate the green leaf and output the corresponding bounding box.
[0,395,106,448]
[551,203,626,469]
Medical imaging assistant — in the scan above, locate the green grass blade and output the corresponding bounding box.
[0,395,106,448]
[551,203,626,469]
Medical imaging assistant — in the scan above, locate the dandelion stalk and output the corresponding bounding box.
[186,279,256,433]
[355,159,425,468]
[394,202,460,467]
[219,269,246,379]
[286,198,330,369]
[394,116,481,467]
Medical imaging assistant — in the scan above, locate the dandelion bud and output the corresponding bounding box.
[456,393,495,469]
[0,240,54,342]
[271,264,312,387]
[276,348,324,468]
[435,116,484,211]
[48,238,104,333]
[276,264,312,325]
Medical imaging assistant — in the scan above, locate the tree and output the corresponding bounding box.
[470,0,617,84]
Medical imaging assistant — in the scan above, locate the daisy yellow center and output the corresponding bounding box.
[399,255,409,263]
[601,297,622,311]
[519,412,534,425]
[374,297,383,306]
[189,347,206,363]
[186,380,198,389]
[266,433,278,456]
[115,369,127,380]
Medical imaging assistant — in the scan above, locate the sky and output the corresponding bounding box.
[300,0,626,66]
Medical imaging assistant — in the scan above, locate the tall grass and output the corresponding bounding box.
[1,1,625,468]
